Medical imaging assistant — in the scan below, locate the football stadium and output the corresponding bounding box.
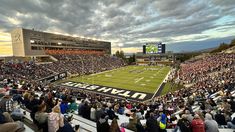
[0,1,235,132]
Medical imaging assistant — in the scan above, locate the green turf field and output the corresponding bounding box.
[160,82,183,95]
[67,66,171,93]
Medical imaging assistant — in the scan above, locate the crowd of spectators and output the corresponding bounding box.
[0,52,234,132]
[0,78,234,132]
[0,61,54,81]
[0,53,126,81]
[44,54,126,75]
[179,53,235,83]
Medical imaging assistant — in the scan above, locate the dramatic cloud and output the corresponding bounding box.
[0,0,235,55]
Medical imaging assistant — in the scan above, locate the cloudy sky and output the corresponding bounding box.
[0,0,235,55]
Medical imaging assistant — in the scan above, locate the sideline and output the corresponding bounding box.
[144,67,172,102]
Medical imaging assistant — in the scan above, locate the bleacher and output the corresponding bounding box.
[0,52,235,132]
[18,87,235,132]
[21,108,234,132]
[20,107,133,132]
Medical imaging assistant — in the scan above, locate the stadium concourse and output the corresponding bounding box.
[0,52,235,132]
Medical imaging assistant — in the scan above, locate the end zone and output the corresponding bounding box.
[59,81,154,102]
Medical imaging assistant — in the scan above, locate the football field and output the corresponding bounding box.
[67,65,171,94]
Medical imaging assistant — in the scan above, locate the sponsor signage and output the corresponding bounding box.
[38,72,67,84]
[60,81,154,101]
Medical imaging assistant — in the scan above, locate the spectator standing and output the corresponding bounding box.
[90,104,97,121]
[0,95,13,113]
[159,113,167,132]
[96,105,105,121]
[107,107,117,120]
[68,99,78,113]
[48,105,64,132]
[215,111,227,126]
[191,114,205,132]
[185,110,193,123]
[35,103,48,125]
[126,113,138,132]
[204,113,219,132]
[34,103,48,132]
[110,118,121,132]
[81,102,90,119]
[60,100,69,114]
[176,114,191,132]
[146,112,160,132]
[97,114,110,132]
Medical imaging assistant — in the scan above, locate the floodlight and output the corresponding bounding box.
[30,40,35,43]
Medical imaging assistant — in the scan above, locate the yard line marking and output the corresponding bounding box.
[135,77,144,83]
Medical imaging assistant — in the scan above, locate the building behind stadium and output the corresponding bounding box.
[11,28,111,57]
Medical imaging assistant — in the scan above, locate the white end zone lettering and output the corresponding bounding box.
[86,85,100,90]
[59,81,154,101]
[97,87,112,93]
[118,91,131,97]
[131,93,147,100]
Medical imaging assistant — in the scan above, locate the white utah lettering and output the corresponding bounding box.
[86,85,100,90]
[118,91,131,97]
[111,89,125,94]
[63,82,77,87]
[80,84,90,89]
[131,93,147,100]
[61,82,73,86]
[73,83,83,88]
[97,87,112,92]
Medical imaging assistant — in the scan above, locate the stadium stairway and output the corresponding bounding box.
[49,55,58,61]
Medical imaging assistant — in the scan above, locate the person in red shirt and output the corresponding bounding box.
[191,114,205,132]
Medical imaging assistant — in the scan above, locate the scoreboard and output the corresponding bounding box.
[143,42,165,54]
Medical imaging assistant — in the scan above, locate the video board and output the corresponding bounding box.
[144,42,165,54]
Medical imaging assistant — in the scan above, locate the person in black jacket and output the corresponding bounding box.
[81,102,90,119]
[177,114,191,132]
[96,104,105,121]
[229,97,235,112]
[215,111,227,126]
[107,107,118,120]
[146,112,159,132]
[78,100,85,115]
[97,114,110,132]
